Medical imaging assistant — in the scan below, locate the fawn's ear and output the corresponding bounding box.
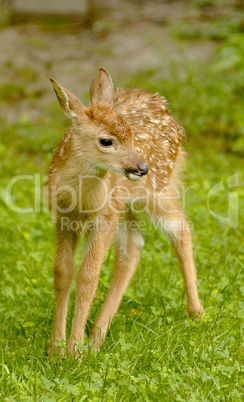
[89,67,114,107]
[50,79,85,119]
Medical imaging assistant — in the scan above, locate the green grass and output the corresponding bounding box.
[1,7,244,400]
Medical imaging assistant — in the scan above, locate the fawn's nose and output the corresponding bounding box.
[138,163,148,176]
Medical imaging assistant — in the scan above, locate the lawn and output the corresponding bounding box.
[1,2,244,401]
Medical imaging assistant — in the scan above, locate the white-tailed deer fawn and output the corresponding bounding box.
[45,67,204,357]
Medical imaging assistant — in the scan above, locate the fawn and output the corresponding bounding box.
[45,67,204,357]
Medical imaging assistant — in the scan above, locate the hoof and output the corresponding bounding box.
[188,303,204,319]
[48,335,66,357]
[89,326,104,351]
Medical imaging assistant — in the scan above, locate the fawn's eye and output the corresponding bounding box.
[100,138,113,147]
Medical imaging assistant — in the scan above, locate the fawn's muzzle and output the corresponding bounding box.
[138,163,148,176]
[125,161,149,181]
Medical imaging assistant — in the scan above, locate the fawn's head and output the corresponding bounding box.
[51,67,148,181]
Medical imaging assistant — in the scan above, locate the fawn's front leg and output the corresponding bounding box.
[68,218,118,356]
[49,223,78,356]
[89,222,144,349]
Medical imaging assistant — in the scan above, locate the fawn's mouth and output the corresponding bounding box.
[125,171,143,181]
[125,164,148,181]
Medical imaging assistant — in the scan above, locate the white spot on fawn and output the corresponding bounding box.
[131,230,144,249]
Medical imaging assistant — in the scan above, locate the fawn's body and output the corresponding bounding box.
[46,68,204,356]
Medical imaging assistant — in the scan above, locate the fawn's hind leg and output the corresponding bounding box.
[153,194,204,318]
[49,222,79,356]
[89,220,144,349]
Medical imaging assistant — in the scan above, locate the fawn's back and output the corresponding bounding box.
[113,87,185,189]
